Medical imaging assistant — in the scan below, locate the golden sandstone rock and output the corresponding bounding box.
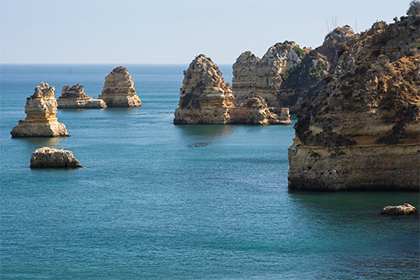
[30,147,82,168]
[381,203,418,215]
[98,66,141,107]
[58,84,107,109]
[174,54,291,125]
[10,82,69,137]
[288,3,420,191]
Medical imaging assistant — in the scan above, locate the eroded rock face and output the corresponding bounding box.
[30,147,82,168]
[288,4,420,191]
[10,83,70,137]
[174,54,291,125]
[232,42,304,109]
[232,27,358,113]
[58,84,107,109]
[98,66,141,107]
[381,203,418,215]
[229,93,291,125]
[174,54,234,124]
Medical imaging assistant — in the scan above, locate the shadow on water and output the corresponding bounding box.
[175,125,234,148]
[175,124,234,137]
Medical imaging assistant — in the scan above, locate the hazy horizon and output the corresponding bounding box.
[0,0,412,65]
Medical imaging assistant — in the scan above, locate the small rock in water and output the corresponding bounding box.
[381,203,418,215]
[30,147,83,168]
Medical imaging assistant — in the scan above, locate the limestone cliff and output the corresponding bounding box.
[288,2,420,191]
[174,54,291,125]
[10,83,69,137]
[30,147,82,168]
[58,84,107,109]
[232,42,306,110]
[232,27,358,114]
[98,66,141,107]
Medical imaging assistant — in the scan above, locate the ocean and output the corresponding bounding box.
[0,64,418,279]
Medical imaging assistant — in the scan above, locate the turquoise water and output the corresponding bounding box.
[0,65,419,279]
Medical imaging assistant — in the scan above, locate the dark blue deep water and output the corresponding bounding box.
[0,64,419,279]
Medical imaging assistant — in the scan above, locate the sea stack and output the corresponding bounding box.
[98,66,141,107]
[174,54,291,125]
[288,3,420,191]
[174,54,234,124]
[58,84,107,109]
[10,83,69,137]
[30,147,82,168]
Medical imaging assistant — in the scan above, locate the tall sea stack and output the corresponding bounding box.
[10,83,69,137]
[174,54,234,124]
[98,66,141,107]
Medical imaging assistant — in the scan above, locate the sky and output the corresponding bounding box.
[0,0,412,65]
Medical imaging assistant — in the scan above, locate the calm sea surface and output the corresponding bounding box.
[0,64,419,279]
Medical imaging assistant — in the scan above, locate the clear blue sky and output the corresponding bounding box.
[0,0,411,65]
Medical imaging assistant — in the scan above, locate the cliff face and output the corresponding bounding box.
[98,66,141,107]
[288,3,420,191]
[232,27,357,113]
[58,84,107,109]
[10,83,69,137]
[174,54,291,125]
[232,42,305,109]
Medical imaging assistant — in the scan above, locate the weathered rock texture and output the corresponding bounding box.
[58,84,107,109]
[229,93,291,125]
[30,147,82,168]
[288,3,420,191]
[98,66,141,107]
[381,203,418,215]
[174,54,234,124]
[232,27,357,113]
[174,54,291,125]
[11,83,70,137]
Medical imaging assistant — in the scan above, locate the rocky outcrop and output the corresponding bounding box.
[174,54,234,124]
[232,42,306,109]
[98,66,141,107]
[381,203,418,215]
[229,93,291,125]
[288,3,420,191]
[174,54,291,125]
[232,27,357,113]
[10,83,69,137]
[57,84,107,109]
[30,147,82,168]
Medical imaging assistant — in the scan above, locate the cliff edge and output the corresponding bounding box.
[288,2,420,190]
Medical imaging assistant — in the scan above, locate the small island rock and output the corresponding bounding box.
[381,203,418,215]
[10,83,69,137]
[30,147,83,168]
[98,66,141,107]
[58,84,107,109]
